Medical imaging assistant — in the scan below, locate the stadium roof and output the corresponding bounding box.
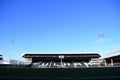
[103,50,120,59]
[22,52,101,58]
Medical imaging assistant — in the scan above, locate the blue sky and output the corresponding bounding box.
[0,0,120,61]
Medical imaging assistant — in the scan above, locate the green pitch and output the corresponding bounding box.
[0,67,120,80]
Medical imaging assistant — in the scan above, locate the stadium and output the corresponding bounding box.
[0,51,120,80]
[22,52,101,68]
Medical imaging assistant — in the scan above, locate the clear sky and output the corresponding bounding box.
[0,0,120,61]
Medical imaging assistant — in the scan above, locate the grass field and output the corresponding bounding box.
[0,67,120,80]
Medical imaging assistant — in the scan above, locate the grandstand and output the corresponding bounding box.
[22,52,101,68]
[102,50,120,67]
[1,51,119,68]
